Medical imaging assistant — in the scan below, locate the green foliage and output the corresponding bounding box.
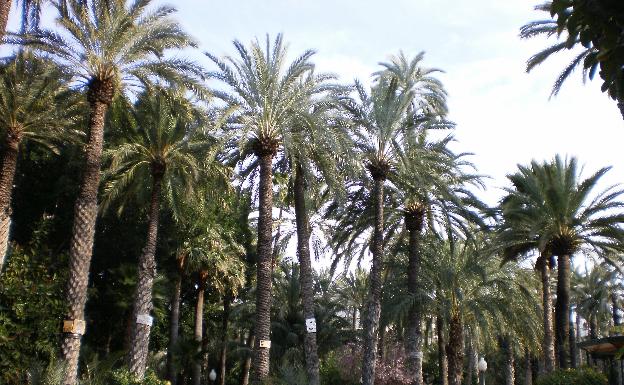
[109,369,169,385]
[0,218,67,384]
[536,368,607,385]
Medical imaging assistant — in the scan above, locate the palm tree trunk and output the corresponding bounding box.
[362,175,385,385]
[293,163,320,385]
[446,312,464,385]
[61,82,112,385]
[218,295,230,385]
[0,126,22,270]
[193,274,207,385]
[167,267,183,385]
[465,338,476,385]
[501,336,514,385]
[0,0,11,42]
[405,209,425,385]
[539,257,555,373]
[524,350,532,385]
[252,151,275,384]
[437,315,449,385]
[555,254,571,369]
[613,294,621,327]
[128,172,163,378]
[241,333,255,385]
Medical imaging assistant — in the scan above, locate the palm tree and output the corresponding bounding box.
[103,91,211,378]
[0,53,80,270]
[573,266,614,339]
[206,34,322,383]
[11,1,204,381]
[500,156,624,369]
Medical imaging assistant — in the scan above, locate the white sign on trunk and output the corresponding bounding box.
[259,339,271,348]
[305,318,317,333]
[136,314,153,326]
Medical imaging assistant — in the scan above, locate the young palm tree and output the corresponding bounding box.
[11,1,205,381]
[0,53,80,270]
[206,34,322,382]
[103,91,212,378]
[500,156,624,368]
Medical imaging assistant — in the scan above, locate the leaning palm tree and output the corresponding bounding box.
[206,34,321,383]
[0,53,81,271]
[500,156,624,369]
[10,1,205,382]
[102,91,213,378]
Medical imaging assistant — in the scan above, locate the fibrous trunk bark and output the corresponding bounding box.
[127,173,163,378]
[167,267,183,385]
[192,274,207,385]
[446,312,464,385]
[293,163,320,385]
[405,209,425,385]
[361,176,385,385]
[241,333,254,385]
[539,257,555,373]
[465,338,477,385]
[218,295,230,385]
[252,152,274,384]
[555,254,571,369]
[501,336,514,385]
[0,0,11,42]
[62,82,112,385]
[437,315,449,385]
[0,126,22,270]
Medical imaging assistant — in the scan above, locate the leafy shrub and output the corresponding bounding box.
[536,368,607,385]
[109,369,169,385]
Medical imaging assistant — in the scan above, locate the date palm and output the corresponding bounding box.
[10,1,204,382]
[206,34,323,382]
[500,155,624,368]
[103,90,212,378]
[0,53,80,271]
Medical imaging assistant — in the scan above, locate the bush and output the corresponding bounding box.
[109,369,169,385]
[536,368,607,385]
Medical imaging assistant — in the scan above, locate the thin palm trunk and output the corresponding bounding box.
[362,175,385,385]
[539,258,555,373]
[241,333,254,385]
[465,337,476,385]
[613,294,621,327]
[62,81,113,385]
[0,126,22,270]
[437,314,449,385]
[218,295,230,385]
[193,273,207,385]
[127,172,163,378]
[405,209,425,385]
[252,151,275,383]
[502,336,514,385]
[555,254,571,369]
[524,350,533,385]
[293,163,320,385]
[0,0,11,42]
[167,265,183,385]
[446,312,464,385]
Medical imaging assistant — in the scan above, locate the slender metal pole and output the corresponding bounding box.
[479,371,485,385]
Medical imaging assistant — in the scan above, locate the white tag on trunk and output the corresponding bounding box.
[63,319,86,335]
[259,339,271,348]
[136,314,153,326]
[305,318,317,333]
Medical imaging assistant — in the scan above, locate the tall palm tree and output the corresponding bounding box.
[11,1,204,382]
[0,53,80,270]
[206,34,322,383]
[500,156,624,368]
[103,91,212,378]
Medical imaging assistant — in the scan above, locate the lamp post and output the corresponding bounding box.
[208,369,217,383]
[478,357,487,385]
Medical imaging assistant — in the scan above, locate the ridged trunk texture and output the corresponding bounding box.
[0,126,22,270]
[437,315,449,385]
[62,81,112,385]
[293,164,320,385]
[405,209,425,385]
[501,337,514,385]
[362,176,385,385]
[555,254,571,369]
[127,174,163,378]
[241,333,254,385]
[446,312,464,385]
[539,258,555,373]
[0,0,10,42]
[167,269,183,385]
[252,152,274,384]
[192,275,206,385]
[218,296,230,385]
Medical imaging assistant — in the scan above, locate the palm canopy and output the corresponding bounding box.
[11,0,206,99]
[0,52,82,151]
[572,265,615,333]
[497,155,624,266]
[101,90,220,220]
